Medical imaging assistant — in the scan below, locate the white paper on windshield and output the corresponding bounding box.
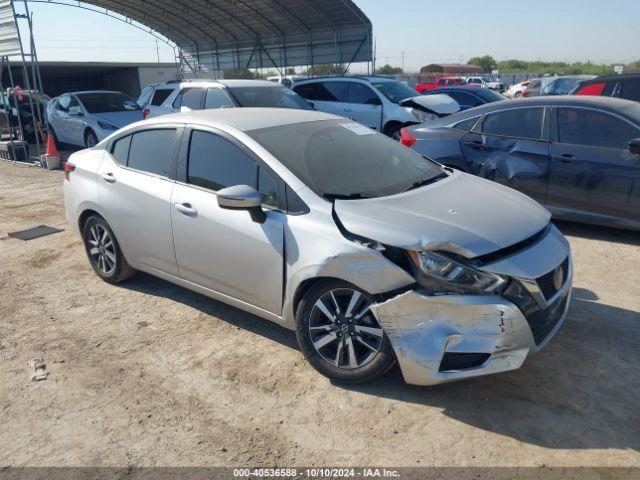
[341,123,375,135]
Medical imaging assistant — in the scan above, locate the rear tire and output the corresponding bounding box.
[514,91,522,99]
[82,215,136,284]
[295,280,396,384]
[85,129,98,148]
[384,123,404,141]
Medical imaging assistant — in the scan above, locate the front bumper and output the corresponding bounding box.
[371,278,572,386]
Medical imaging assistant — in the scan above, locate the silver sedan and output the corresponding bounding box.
[63,108,572,386]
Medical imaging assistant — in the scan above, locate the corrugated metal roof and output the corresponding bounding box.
[83,0,373,70]
[0,1,21,57]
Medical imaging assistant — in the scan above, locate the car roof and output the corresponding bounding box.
[579,73,640,84]
[440,96,640,124]
[69,90,123,95]
[295,76,398,84]
[143,107,341,131]
[159,79,285,89]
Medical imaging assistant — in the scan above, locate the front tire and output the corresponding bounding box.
[295,280,396,384]
[82,215,136,284]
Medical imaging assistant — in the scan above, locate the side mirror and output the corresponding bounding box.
[629,138,640,155]
[307,101,317,110]
[69,106,83,116]
[217,185,266,223]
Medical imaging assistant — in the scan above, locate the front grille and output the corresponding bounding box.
[525,290,570,345]
[536,257,569,300]
[439,352,491,372]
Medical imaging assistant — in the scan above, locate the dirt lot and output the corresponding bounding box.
[0,160,639,468]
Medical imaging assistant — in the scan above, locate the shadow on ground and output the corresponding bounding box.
[121,273,640,452]
[555,220,640,246]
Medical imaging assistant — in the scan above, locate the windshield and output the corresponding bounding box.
[371,81,418,103]
[247,120,445,199]
[77,92,141,113]
[226,86,311,110]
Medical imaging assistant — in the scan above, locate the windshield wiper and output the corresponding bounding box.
[321,192,374,200]
[403,172,448,193]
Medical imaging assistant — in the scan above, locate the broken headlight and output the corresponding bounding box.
[408,250,506,294]
[407,107,438,123]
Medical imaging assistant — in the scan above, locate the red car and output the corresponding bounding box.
[415,76,466,93]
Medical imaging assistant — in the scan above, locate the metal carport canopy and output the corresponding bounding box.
[61,0,373,71]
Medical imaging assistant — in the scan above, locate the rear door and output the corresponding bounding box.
[171,128,285,314]
[547,107,640,222]
[342,83,383,130]
[460,107,549,203]
[294,81,348,117]
[97,126,181,275]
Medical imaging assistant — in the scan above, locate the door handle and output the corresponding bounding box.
[558,153,575,164]
[344,107,352,112]
[100,172,116,183]
[464,140,485,150]
[174,202,197,216]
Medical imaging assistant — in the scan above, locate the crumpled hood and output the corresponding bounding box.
[334,171,550,259]
[400,94,460,115]
[92,110,144,127]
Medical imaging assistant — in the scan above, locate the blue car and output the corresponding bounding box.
[421,86,506,110]
[402,96,640,230]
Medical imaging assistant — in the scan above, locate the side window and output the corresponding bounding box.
[558,108,640,149]
[295,82,347,102]
[482,108,544,140]
[127,129,175,176]
[187,130,256,191]
[204,88,234,109]
[57,95,70,111]
[258,166,283,210]
[619,79,640,102]
[173,88,204,109]
[448,92,481,107]
[151,88,174,106]
[452,116,480,131]
[111,135,131,164]
[346,83,380,105]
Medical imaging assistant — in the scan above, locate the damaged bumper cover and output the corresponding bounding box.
[371,282,572,386]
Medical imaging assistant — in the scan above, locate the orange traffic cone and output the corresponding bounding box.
[43,132,61,170]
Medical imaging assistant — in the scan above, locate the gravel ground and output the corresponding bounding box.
[0,161,639,468]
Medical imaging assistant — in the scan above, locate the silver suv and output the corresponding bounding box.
[143,79,312,119]
[294,76,460,139]
[63,108,572,386]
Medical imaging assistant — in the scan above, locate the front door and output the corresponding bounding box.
[171,129,284,315]
[547,107,640,223]
[460,107,550,203]
[97,127,180,275]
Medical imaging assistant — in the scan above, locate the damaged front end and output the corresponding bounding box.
[331,181,573,385]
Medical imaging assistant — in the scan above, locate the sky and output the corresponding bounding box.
[18,0,640,73]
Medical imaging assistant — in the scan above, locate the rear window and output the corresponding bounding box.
[127,129,176,177]
[151,88,174,106]
[482,108,544,140]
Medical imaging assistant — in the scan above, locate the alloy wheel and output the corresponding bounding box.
[87,224,116,275]
[308,288,384,369]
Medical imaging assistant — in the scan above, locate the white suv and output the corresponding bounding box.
[143,79,312,119]
[293,76,459,140]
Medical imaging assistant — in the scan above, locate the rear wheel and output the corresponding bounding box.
[384,123,404,141]
[82,215,136,284]
[295,280,395,384]
[85,129,98,148]
[514,91,522,99]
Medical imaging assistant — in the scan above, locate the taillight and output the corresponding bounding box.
[143,107,150,119]
[576,82,605,96]
[400,128,416,147]
[522,89,529,97]
[64,162,75,181]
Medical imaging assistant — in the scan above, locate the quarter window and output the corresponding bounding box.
[558,108,640,149]
[111,135,131,164]
[127,129,176,177]
[258,167,282,209]
[452,116,480,131]
[187,130,256,191]
[204,88,234,109]
[151,88,174,106]
[482,108,544,140]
